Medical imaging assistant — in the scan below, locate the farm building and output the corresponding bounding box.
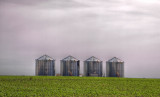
[84,56,102,77]
[60,56,80,76]
[35,55,55,76]
[106,57,124,77]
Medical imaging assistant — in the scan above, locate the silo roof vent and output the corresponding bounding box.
[37,54,54,60]
[108,57,123,62]
[62,55,79,61]
[85,56,101,62]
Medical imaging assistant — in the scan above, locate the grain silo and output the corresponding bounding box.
[35,55,55,76]
[106,57,124,77]
[60,56,80,76]
[84,56,102,77]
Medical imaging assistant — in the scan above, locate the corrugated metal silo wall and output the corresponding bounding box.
[60,60,79,76]
[106,62,124,77]
[83,62,88,76]
[106,62,109,77]
[84,61,102,77]
[35,60,55,76]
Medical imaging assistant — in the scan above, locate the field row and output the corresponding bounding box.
[0,76,160,97]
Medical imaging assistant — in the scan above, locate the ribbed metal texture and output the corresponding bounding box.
[60,56,80,76]
[106,57,124,77]
[35,55,55,76]
[84,56,102,77]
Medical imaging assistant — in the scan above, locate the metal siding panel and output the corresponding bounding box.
[84,62,86,76]
[106,62,109,77]
[108,62,124,77]
[36,59,55,76]
[84,61,102,77]
[60,59,79,76]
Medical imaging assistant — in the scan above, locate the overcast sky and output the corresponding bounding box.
[0,0,160,78]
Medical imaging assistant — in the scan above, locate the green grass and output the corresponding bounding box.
[0,76,160,97]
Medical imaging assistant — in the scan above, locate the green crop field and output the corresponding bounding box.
[0,76,160,97]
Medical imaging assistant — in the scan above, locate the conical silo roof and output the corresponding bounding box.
[85,56,102,62]
[37,54,55,60]
[108,57,123,62]
[62,55,79,61]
